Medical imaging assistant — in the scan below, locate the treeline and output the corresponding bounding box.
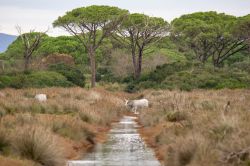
[0,6,250,91]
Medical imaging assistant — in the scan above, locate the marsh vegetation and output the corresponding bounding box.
[138,89,250,166]
[0,4,249,166]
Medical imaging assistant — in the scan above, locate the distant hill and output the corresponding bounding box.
[0,33,17,53]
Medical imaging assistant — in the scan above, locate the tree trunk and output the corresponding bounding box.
[24,55,30,71]
[135,48,143,80]
[89,47,96,88]
[201,54,207,63]
[131,47,137,79]
[212,54,221,68]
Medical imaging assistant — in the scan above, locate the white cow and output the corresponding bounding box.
[35,94,47,102]
[124,99,149,114]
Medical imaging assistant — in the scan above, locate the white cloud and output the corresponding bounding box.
[0,0,250,36]
[0,6,67,36]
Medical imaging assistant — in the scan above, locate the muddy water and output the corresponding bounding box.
[68,116,161,166]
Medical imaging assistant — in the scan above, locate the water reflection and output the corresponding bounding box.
[68,116,161,166]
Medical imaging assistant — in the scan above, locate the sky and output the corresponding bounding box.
[0,0,250,36]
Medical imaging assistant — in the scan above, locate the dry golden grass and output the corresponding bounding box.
[138,89,250,166]
[12,125,64,166]
[2,87,249,166]
[0,155,36,166]
[0,87,128,166]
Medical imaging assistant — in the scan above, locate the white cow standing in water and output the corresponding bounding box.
[124,99,149,114]
[35,94,47,102]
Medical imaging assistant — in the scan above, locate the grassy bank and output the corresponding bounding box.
[137,89,250,166]
[0,87,127,166]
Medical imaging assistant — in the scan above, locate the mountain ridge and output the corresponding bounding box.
[0,33,17,53]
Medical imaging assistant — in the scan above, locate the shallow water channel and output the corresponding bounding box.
[68,116,161,166]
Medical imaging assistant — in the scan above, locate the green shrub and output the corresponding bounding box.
[125,83,139,93]
[25,71,73,88]
[96,67,118,83]
[0,71,73,89]
[49,63,85,87]
[122,75,135,83]
[133,61,250,91]
[180,84,193,91]
[0,129,9,153]
[10,75,27,89]
[142,61,192,83]
[138,81,160,89]
[232,61,250,74]
[216,79,248,89]
[198,79,218,89]
[0,76,14,88]
[158,48,187,63]
[165,111,187,122]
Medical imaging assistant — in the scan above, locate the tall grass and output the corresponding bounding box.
[12,126,64,166]
[0,87,127,165]
[0,128,10,154]
[138,89,250,166]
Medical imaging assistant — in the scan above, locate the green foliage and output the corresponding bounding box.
[123,13,169,31]
[225,52,247,66]
[1,10,250,91]
[158,48,186,63]
[3,34,113,67]
[125,62,250,92]
[49,63,85,87]
[231,60,250,74]
[54,5,128,27]
[2,35,87,65]
[119,13,170,79]
[154,36,178,50]
[96,67,118,83]
[53,5,128,49]
[20,71,73,88]
[171,11,236,36]
[0,71,73,89]
[233,14,250,40]
[2,32,47,59]
[171,11,248,66]
[53,5,129,87]
[0,76,14,89]
[142,61,192,83]
[37,36,87,64]
[124,82,140,93]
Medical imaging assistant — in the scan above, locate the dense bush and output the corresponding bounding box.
[49,63,85,87]
[0,71,73,89]
[96,67,118,83]
[125,62,250,92]
[141,61,193,83]
[231,61,250,74]
[124,82,140,93]
[23,71,73,88]
[0,76,14,89]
